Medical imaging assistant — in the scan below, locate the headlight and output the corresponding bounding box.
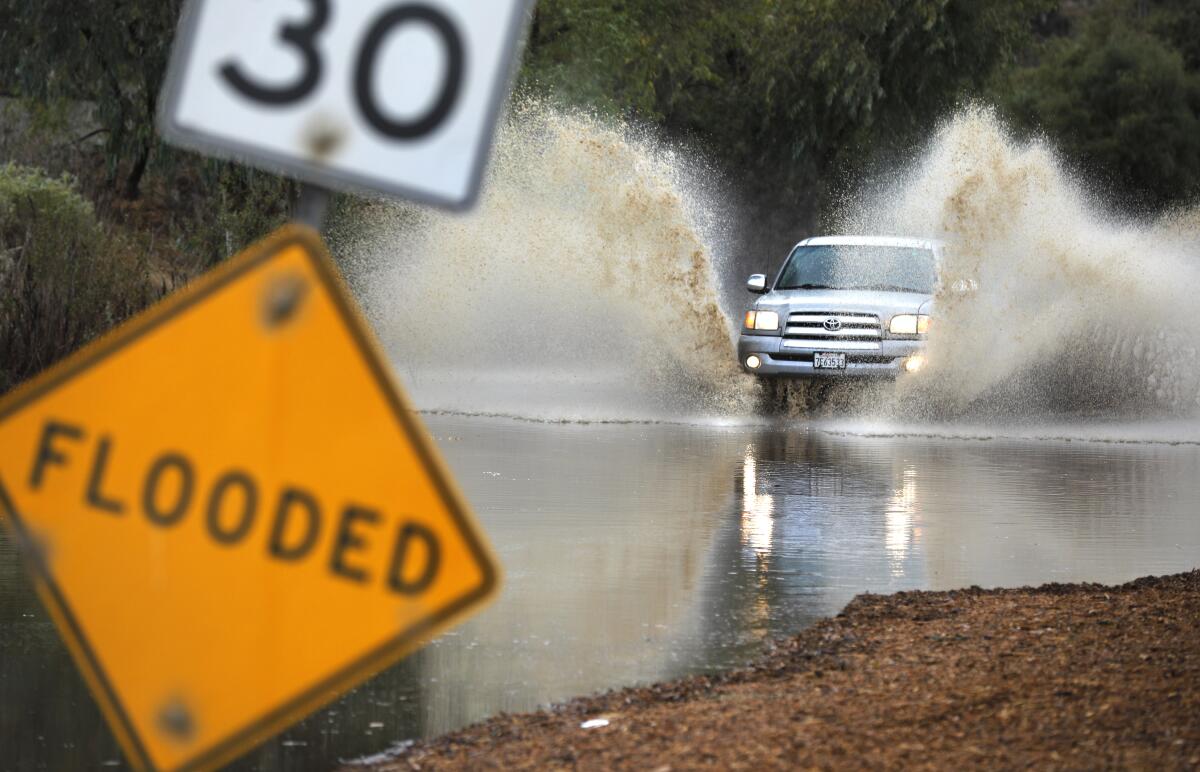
[890,315,932,335]
[744,310,780,331]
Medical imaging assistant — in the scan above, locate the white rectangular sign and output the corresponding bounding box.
[160,0,532,209]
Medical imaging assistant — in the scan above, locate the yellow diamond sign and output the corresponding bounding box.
[0,226,498,771]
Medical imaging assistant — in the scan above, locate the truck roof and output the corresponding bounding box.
[798,235,944,250]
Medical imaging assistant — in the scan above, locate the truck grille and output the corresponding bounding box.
[783,312,882,349]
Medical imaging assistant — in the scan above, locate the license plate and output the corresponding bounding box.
[813,352,847,370]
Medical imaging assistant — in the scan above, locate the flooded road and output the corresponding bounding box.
[3,414,1199,769]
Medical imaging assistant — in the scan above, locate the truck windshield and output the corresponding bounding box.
[776,244,936,294]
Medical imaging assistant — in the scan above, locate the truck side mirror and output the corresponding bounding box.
[747,274,768,294]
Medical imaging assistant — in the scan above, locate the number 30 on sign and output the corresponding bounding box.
[161,0,533,209]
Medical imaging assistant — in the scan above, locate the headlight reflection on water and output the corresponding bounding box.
[740,447,776,639]
[885,467,921,576]
[740,449,774,559]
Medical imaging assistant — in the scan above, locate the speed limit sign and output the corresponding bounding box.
[160,0,533,209]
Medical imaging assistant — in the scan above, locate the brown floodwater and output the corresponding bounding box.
[2,414,1199,770]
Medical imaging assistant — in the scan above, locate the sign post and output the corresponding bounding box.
[1,1,534,769]
[293,183,334,230]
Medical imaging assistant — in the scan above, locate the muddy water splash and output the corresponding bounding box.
[338,101,755,421]
[840,106,1200,417]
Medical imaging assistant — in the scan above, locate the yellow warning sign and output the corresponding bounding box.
[0,226,498,771]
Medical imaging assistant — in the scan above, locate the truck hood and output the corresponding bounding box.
[754,288,933,319]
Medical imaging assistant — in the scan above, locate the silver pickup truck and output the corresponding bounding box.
[738,236,942,379]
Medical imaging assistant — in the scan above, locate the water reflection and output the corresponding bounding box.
[737,447,776,644]
[2,416,1199,769]
[740,448,774,558]
[885,468,919,576]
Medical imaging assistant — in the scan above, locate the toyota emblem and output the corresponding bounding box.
[823,318,842,332]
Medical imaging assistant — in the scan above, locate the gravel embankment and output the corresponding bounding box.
[346,571,1200,770]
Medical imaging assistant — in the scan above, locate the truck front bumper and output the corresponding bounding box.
[737,334,926,379]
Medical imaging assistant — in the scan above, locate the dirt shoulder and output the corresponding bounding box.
[347,571,1200,771]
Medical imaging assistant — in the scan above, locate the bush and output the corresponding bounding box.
[199,164,295,268]
[0,164,153,391]
[998,13,1200,210]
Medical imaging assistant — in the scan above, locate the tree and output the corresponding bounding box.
[717,0,1056,189]
[999,6,1200,210]
[0,0,1059,225]
[0,0,184,199]
[521,0,1055,247]
[1148,0,1200,72]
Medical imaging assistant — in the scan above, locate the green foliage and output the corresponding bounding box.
[0,165,153,390]
[1147,0,1200,72]
[997,3,1200,209]
[523,0,1200,227]
[0,0,184,198]
[522,0,1055,230]
[0,0,1059,233]
[185,164,296,269]
[3,0,1195,259]
[523,0,744,119]
[733,0,1054,180]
